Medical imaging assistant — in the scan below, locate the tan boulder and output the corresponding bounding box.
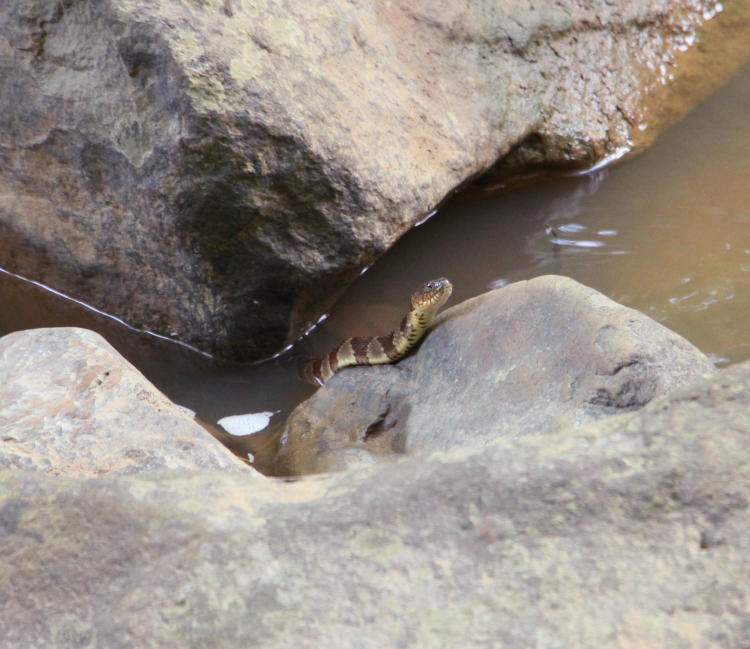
[274,276,716,475]
[0,327,245,475]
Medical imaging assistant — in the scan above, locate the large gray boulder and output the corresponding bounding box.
[0,0,730,360]
[0,327,245,475]
[2,360,749,648]
[273,275,716,475]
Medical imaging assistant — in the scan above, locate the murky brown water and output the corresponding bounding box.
[2,48,750,463]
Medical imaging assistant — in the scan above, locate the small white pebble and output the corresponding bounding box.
[218,411,276,436]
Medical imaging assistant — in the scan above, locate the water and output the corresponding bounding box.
[2,55,750,464]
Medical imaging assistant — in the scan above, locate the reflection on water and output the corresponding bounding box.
[1,56,750,462]
[0,265,212,357]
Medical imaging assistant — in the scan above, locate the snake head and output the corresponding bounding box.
[411,277,453,310]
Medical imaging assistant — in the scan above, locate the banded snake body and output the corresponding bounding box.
[302,277,453,385]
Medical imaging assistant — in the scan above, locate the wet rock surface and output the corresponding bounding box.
[273,275,716,475]
[2,360,749,648]
[0,327,245,475]
[0,0,727,360]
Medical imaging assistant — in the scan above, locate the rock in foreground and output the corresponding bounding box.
[273,275,716,475]
[2,361,749,648]
[0,327,245,475]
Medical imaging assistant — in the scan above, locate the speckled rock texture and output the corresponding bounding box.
[2,360,749,648]
[0,0,733,360]
[0,327,245,475]
[272,275,717,475]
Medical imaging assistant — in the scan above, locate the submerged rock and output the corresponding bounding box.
[1,360,749,648]
[274,276,716,475]
[0,327,245,475]
[0,0,732,360]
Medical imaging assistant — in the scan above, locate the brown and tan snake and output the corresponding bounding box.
[302,277,453,385]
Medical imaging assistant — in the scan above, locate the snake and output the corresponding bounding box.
[302,277,453,386]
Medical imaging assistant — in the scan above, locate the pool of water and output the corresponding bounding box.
[2,44,750,465]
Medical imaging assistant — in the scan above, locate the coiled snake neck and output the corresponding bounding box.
[302,277,453,386]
